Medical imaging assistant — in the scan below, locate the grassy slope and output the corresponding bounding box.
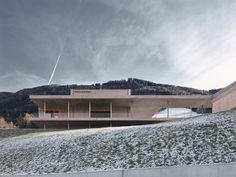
[0,129,59,139]
[0,110,235,175]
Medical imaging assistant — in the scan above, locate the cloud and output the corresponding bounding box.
[0,71,47,92]
[0,0,236,91]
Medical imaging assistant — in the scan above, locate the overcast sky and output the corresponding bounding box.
[0,0,236,92]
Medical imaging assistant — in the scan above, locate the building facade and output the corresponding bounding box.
[30,89,213,129]
[29,81,236,129]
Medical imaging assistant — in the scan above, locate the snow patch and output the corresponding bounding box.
[0,110,236,175]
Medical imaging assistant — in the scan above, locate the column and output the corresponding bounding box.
[110,102,113,118]
[89,122,91,128]
[128,107,131,118]
[43,102,46,118]
[167,107,169,118]
[38,106,41,118]
[167,101,169,118]
[67,122,70,129]
[88,102,91,118]
[67,101,70,118]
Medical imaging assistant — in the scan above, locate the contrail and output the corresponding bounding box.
[48,48,63,85]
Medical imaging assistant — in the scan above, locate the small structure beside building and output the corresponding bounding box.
[212,81,236,113]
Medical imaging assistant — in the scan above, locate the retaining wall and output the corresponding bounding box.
[1,162,235,177]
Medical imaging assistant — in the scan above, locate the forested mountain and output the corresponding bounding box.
[0,78,221,123]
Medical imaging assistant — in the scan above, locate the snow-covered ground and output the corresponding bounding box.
[0,110,236,175]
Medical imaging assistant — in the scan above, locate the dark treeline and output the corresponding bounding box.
[0,78,221,123]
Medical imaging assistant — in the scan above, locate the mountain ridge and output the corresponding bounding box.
[0,78,221,124]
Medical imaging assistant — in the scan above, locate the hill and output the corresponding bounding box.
[0,110,235,175]
[0,78,220,124]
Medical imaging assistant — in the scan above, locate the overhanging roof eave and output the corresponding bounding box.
[29,95,212,100]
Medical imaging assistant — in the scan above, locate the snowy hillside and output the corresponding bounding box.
[0,110,236,175]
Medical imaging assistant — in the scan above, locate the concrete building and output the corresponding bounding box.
[212,81,236,112]
[29,81,236,129]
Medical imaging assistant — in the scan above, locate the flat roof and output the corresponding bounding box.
[30,92,212,108]
[30,94,212,100]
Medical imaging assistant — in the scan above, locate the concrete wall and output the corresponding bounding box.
[1,163,235,177]
[130,102,161,119]
[70,89,131,97]
[212,81,236,112]
[112,106,130,118]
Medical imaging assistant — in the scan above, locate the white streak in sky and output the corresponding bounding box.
[48,48,63,85]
